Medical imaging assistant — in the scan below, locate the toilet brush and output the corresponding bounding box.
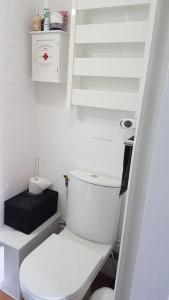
[28,157,52,195]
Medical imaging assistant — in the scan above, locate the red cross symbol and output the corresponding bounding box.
[43,53,49,61]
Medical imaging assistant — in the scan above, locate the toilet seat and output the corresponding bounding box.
[20,228,112,300]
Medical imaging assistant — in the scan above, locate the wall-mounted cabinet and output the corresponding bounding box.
[67,0,158,113]
[30,31,68,83]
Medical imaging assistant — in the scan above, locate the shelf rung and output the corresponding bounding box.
[74,58,144,78]
[76,22,148,44]
[77,0,151,10]
[72,89,138,111]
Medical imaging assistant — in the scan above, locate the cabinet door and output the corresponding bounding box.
[32,34,59,82]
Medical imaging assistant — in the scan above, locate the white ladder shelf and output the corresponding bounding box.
[77,0,152,10]
[67,0,158,112]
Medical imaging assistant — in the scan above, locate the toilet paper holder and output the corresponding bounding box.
[120,118,137,130]
[28,157,52,195]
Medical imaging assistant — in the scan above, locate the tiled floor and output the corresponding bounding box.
[0,291,14,300]
[0,272,114,300]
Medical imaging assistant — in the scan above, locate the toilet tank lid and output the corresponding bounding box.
[70,169,121,188]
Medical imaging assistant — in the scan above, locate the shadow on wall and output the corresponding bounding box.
[36,82,133,219]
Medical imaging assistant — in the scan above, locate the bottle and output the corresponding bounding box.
[44,1,50,31]
[34,8,41,31]
[41,17,44,31]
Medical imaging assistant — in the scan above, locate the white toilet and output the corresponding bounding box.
[20,169,121,300]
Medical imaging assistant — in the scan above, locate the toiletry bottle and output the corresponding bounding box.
[41,16,44,31]
[34,8,41,31]
[44,1,50,31]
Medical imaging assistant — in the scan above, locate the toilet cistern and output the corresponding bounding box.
[66,169,121,244]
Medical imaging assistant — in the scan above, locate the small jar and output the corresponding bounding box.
[50,12,63,30]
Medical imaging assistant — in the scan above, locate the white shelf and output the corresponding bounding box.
[72,89,138,111]
[0,212,61,250]
[67,0,157,112]
[76,22,148,44]
[31,78,59,83]
[30,30,68,35]
[77,0,151,10]
[74,58,144,78]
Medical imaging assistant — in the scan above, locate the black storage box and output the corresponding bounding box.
[4,189,58,234]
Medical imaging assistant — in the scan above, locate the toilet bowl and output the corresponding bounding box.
[20,170,121,300]
[90,288,114,300]
[20,228,112,300]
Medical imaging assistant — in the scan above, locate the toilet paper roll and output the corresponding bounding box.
[29,177,52,195]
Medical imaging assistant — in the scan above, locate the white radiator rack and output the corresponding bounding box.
[67,0,158,113]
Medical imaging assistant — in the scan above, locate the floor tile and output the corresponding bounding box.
[0,291,14,300]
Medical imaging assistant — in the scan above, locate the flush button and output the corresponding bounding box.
[91,174,98,178]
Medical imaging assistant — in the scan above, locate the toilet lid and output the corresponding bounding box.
[20,232,109,300]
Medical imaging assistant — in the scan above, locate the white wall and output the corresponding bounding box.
[35,0,134,217]
[129,2,169,297]
[0,0,133,226]
[114,0,169,299]
[130,70,169,300]
[36,85,133,217]
[0,0,37,225]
